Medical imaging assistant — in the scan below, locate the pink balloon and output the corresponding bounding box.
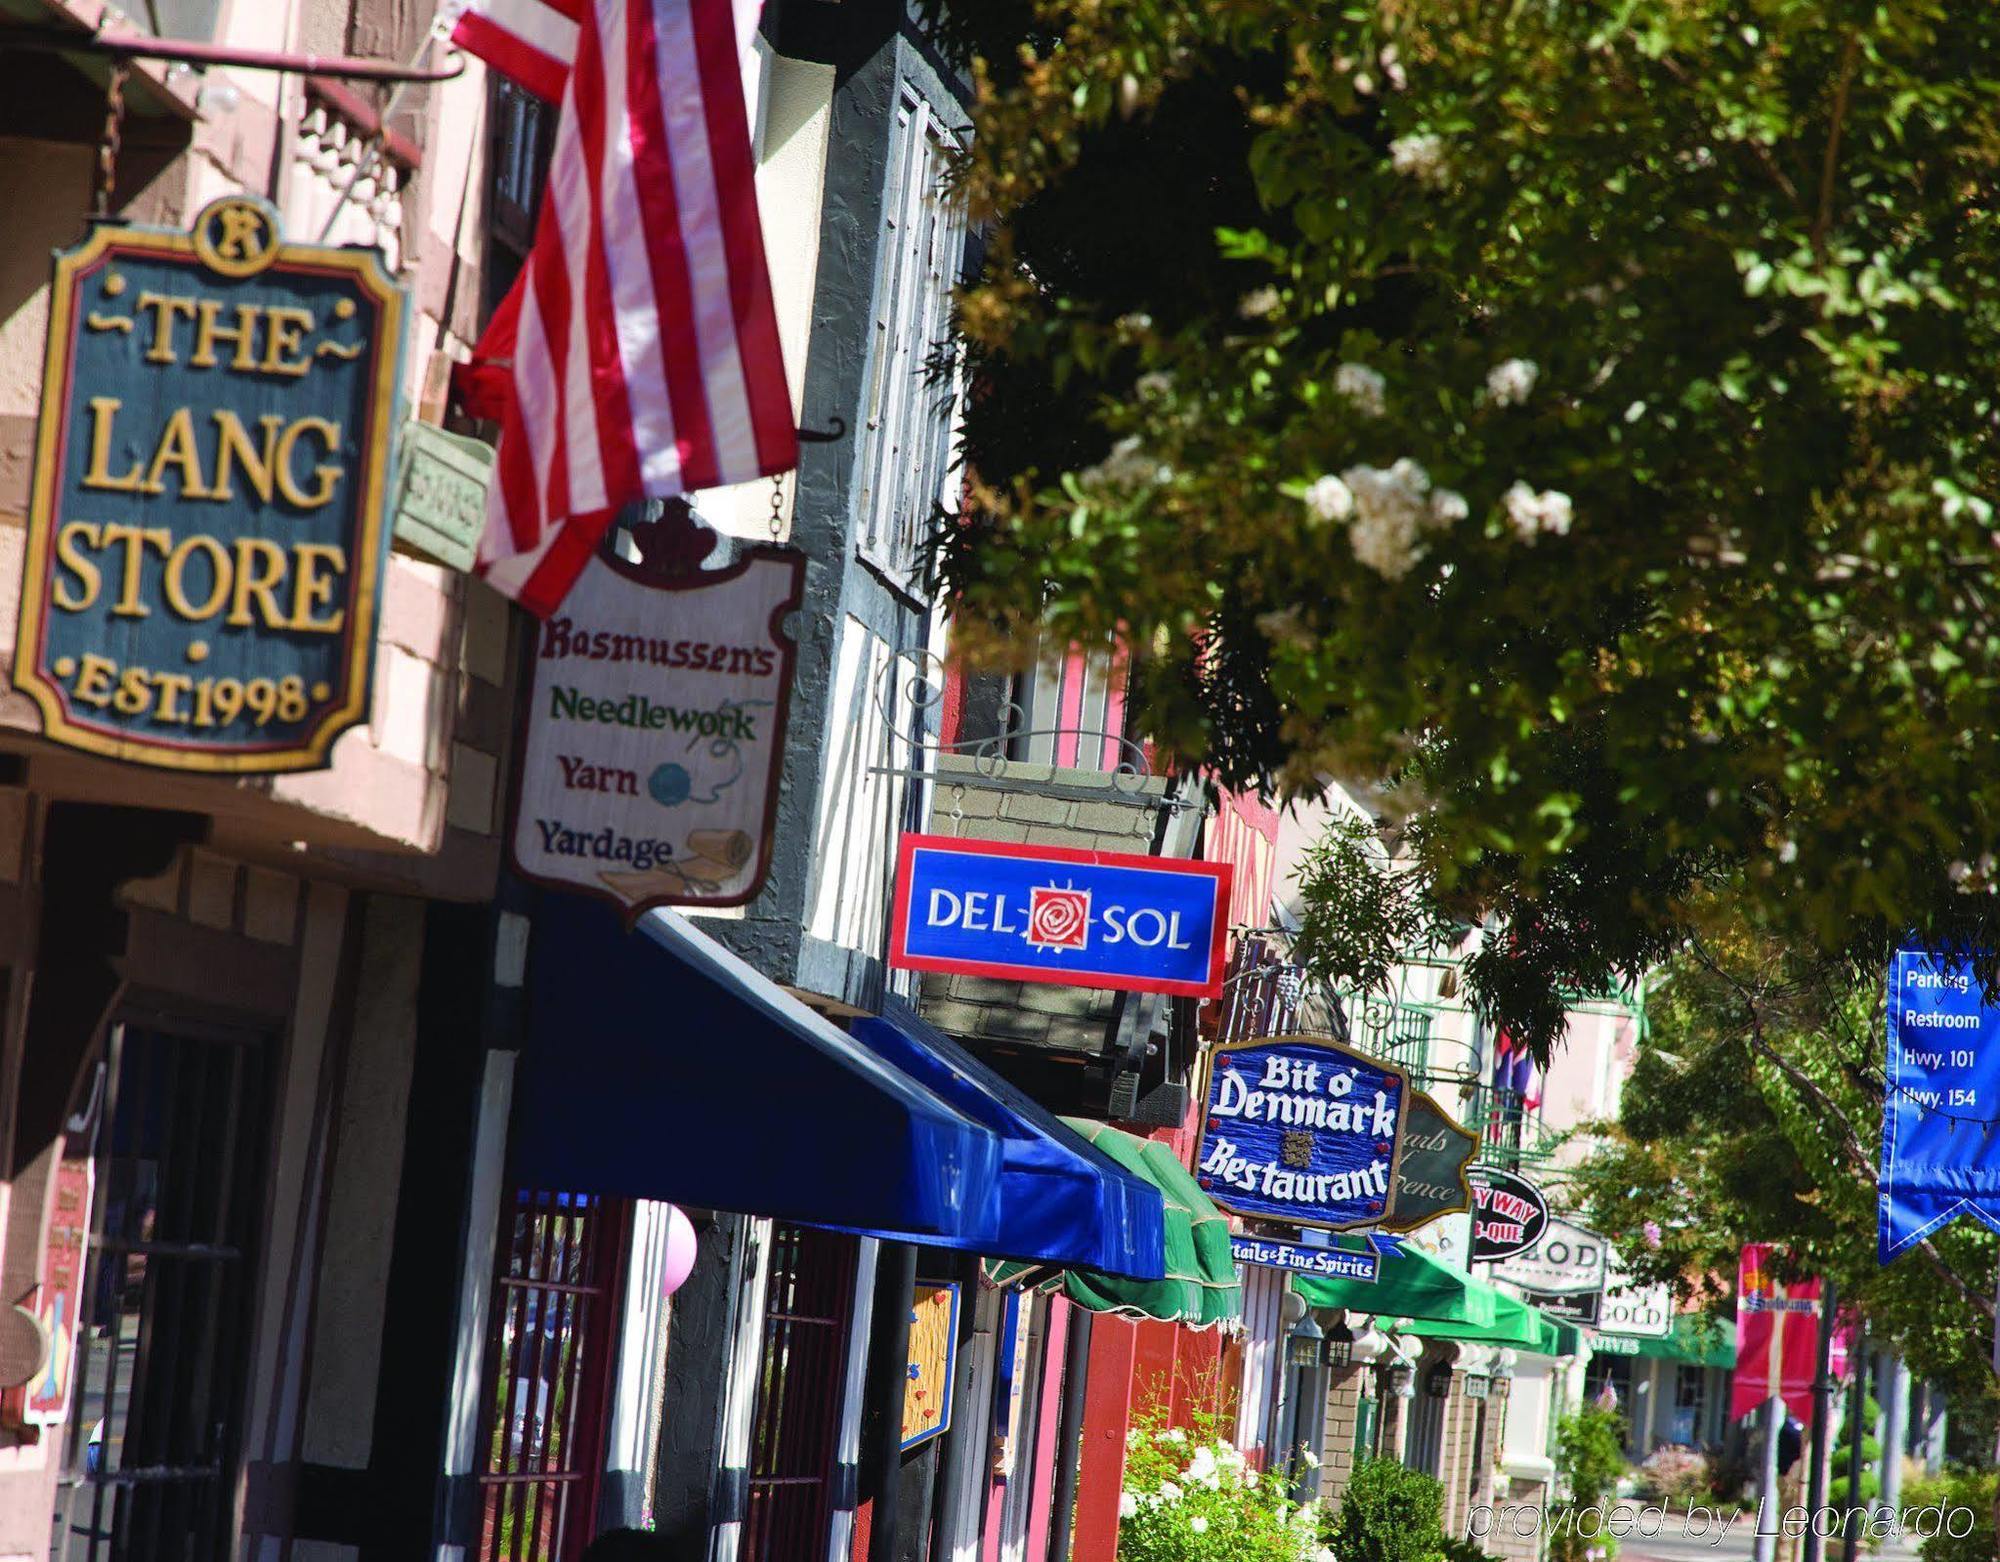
[663,1204,698,1296]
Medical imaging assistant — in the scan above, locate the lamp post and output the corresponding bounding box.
[1287,1314,1328,1499]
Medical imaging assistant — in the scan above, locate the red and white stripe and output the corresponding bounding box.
[452,0,797,616]
[449,0,582,105]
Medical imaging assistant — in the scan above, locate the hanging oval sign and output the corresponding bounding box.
[1467,1165,1550,1262]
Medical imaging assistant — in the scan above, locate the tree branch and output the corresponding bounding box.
[1810,32,1862,264]
[1687,935,1998,1328]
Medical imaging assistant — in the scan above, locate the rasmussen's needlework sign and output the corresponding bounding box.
[15,195,408,772]
[509,514,804,917]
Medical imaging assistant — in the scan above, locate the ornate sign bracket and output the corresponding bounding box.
[865,646,1198,812]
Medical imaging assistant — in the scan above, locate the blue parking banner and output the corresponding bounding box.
[1879,948,2000,1260]
[1230,1235,1380,1283]
[889,834,1231,998]
[1196,1034,1409,1232]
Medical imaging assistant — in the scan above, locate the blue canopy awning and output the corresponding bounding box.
[850,1001,1166,1280]
[516,899,1005,1242]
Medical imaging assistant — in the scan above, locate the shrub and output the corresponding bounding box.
[1917,1468,1996,1562]
[1117,1406,1321,1562]
[1324,1455,1447,1562]
[1635,1445,1709,1506]
[1550,1407,1627,1562]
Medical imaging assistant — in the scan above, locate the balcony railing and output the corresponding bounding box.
[1462,1084,1563,1170]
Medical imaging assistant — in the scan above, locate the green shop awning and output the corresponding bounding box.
[1396,1290,1574,1355]
[1291,1242,1498,1329]
[1294,1247,1581,1357]
[989,1120,1240,1328]
[1630,1315,1736,1369]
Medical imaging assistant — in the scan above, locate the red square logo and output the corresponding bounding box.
[1027,885,1091,951]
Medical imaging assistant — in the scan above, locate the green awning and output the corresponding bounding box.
[1397,1290,1572,1355]
[989,1120,1240,1328]
[1294,1248,1581,1356]
[1630,1314,1735,1369]
[1291,1242,1498,1328]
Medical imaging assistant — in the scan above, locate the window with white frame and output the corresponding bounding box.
[854,86,968,591]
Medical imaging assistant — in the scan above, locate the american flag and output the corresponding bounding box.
[449,0,798,615]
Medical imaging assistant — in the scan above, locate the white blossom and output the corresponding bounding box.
[1303,474,1355,523]
[1353,71,1375,96]
[1189,1517,1210,1535]
[1316,1550,1338,1562]
[1389,132,1449,187]
[1119,1492,1139,1519]
[1135,370,1175,401]
[1379,44,1408,91]
[1158,1481,1183,1504]
[1299,1446,1322,1469]
[1079,436,1169,493]
[1503,481,1575,542]
[1161,1428,1186,1445]
[1342,458,1433,579]
[1778,839,1798,864]
[1238,286,1282,321]
[1485,357,1540,407]
[1335,362,1387,417]
[1429,488,1469,526]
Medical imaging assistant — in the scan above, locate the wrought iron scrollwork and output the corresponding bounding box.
[868,646,1172,802]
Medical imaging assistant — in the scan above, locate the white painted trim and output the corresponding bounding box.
[709,1217,774,1562]
[440,1050,517,1478]
[827,1237,880,1562]
[608,1202,675,1476]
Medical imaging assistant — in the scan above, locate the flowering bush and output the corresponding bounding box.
[1634,1445,1709,1507]
[1118,1409,1326,1562]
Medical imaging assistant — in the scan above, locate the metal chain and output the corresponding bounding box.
[768,473,785,541]
[94,62,130,219]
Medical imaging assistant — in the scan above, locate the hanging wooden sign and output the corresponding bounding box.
[902,1282,960,1450]
[14,195,409,772]
[509,513,803,916]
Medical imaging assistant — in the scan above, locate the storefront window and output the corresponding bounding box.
[476,1189,626,1562]
[742,1225,857,1562]
[1671,1364,1707,1445]
[50,1020,272,1562]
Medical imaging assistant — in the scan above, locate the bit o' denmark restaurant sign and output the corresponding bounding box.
[15,196,407,772]
[1195,1035,1410,1231]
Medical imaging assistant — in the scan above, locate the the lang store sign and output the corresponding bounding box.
[15,196,407,771]
[889,835,1231,998]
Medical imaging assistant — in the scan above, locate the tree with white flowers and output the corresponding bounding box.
[928,0,2000,1052]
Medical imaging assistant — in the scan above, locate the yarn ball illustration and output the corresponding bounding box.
[649,763,694,807]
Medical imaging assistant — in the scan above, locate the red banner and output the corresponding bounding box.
[1729,1243,1824,1427]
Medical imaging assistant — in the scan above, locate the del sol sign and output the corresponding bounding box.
[16,196,407,771]
[889,835,1231,998]
[510,519,803,917]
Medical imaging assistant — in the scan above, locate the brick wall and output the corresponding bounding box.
[1317,1363,1373,1507]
